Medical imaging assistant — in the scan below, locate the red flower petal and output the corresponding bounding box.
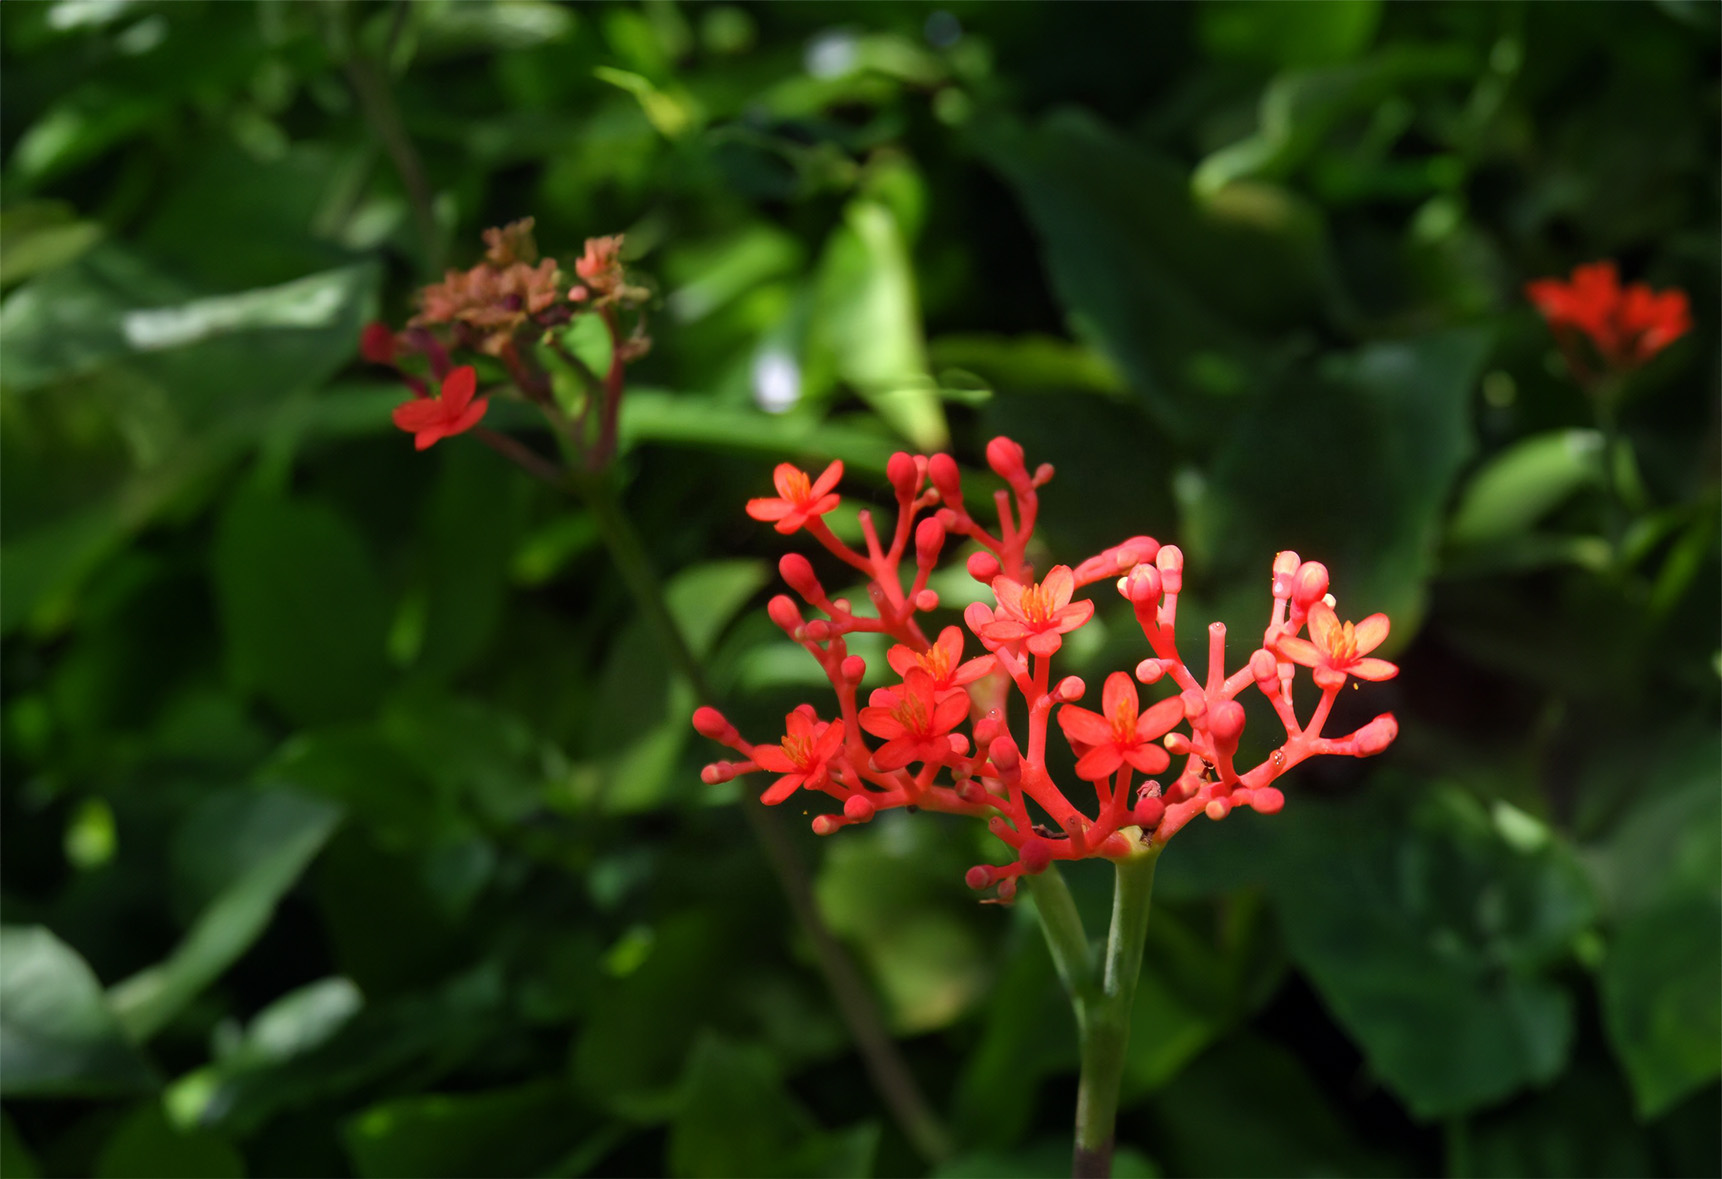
[1137,694,1187,742]
[932,690,970,734]
[393,399,445,432]
[1101,671,1136,722]
[873,737,920,770]
[761,774,806,804]
[1042,565,1074,609]
[1276,636,1320,668]
[1351,657,1399,681]
[754,746,797,773]
[441,365,478,412]
[1075,745,1124,781]
[1352,613,1390,655]
[746,498,793,521]
[1058,705,1113,747]
[1123,745,1171,776]
[858,706,907,741]
[808,460,844,498]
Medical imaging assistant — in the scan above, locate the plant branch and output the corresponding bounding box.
[569,468,953,1164]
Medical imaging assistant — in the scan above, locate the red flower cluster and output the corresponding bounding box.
[359,221,649,455]
[693,439,1399,900]
[1526,262,1690,377]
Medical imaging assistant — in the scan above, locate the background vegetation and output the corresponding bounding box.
[2,1,1717,1175]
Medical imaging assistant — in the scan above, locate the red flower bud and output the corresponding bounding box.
[1271,550,1300,599]
[844,794,877,823]
[967,551,1001,583]
[1354,713,1399,756]
[1054,676,1086,702]
[360,322,397,365]
[1019,838,1053,874]
[928,453,964,508]
[914,589,940,611]
[1293,561,1329,609]
[1133,796,1165,828]
[812,815,842,835]
[986,437,1027,483]
[1250,648,1279,685]
[887,452,920,498]
[915,517,946,565]
[1205,798,1231,821]
[767,594,802,633]
[965,864,995,890]
[1121,563,1162,605]
[779,553,823,601]
[1209,699,1246,743]
[841,655,867,683]
[1250,786,1285,814]
[1156,545,1184,594]
[693,707,737,742]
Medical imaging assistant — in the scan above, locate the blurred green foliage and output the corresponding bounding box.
[2,1,1717,1175]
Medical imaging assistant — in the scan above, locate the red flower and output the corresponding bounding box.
[1058,671,1182,781]
[752,707,846,804]
[885,626,996,700]
[360,322,397,365]
[981,566,1094,656]
[1526,262,1691,371]
[859,669,969,770]
[1275,602,1396,690]
[746,461,843,534]
[391,365,488,451]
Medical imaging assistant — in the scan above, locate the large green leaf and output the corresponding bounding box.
[667,1034,878,1179]
[1446,429,1605,549]
[343,1082,594,1179]
[815,814,991,1034]
[108,789,343,1042]
[1266,785,1596,1119]
[0,927,156,1098]
[94,1103,244,1179]
[212,489,392,726]
[1206,327,1489,634]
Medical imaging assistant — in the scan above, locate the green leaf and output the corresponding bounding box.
[0,201,104,289]
[109,789,343,1042]
[585,559,769,814]
[1599,897,1722,1118]
[1,1111,41,1179]
[1266,786,1596,1119]
[1207,327,1489,634]
[620,389,902,475]
[810,198,948,450]
[94,1103,245,1179]
[667,1034,877,1179]
[0,926,156,1098]
[1198,0,1382,68]
[1468,1065,1654,1178]
[343,1082,593,1179]
[212,489,392,726]
[413,443,532,679]
[1191,43,1475,195]
[1144,1034,1404,1176]
[1446,429,1605,548]
[815,814,991,1033]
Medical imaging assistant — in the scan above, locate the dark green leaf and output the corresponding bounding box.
[94,1103,244,1179]
[0,927,156,1098]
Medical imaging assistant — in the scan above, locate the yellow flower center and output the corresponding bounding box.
[1324,621,1358,664]
[783,733,815,768]
[1018,583,1057,625]
[1109,703,1137,745]
[892,693,929,733]
[783,470,812,504]
[915,645,953,680]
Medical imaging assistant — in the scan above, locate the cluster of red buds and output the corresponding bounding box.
[693,439,1399,901]
[360,219,649,463]
[1526,261,1690,383]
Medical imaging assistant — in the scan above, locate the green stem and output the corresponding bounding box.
[1075,849,1160,1179]
[1028,864,1095,1002]
[570,469,953,1164]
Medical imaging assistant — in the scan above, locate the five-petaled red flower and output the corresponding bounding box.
[982,566,1094,656]
[1526,262,1691,371]
[392,365,489,451]
[752,706,846,804]
[858,668,969,770]
[886,626,996,702]
[1058,671,1182,781]
[746,461,843,534]
[1276,603,1396,690]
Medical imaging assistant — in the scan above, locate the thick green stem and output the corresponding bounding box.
[1074,849,1160,1178]
[570,470,952,1164]
[1028,864,1095,1002]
